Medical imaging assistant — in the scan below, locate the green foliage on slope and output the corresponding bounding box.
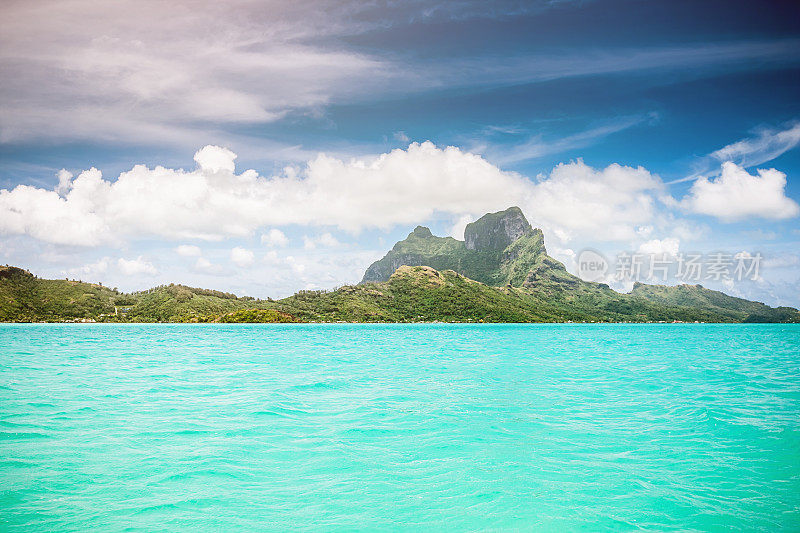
[2,204,798,324]
[215,309,300,323]
[361,208,550,287]
[279,266,556,322]
[1,262,797,323]
[629,282,800,323]
[0,266,118,322]
[125,284,264,322]
[276,264,800,323]
[0,269,272,323]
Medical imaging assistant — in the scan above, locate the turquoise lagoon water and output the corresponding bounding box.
[1,323,799,531]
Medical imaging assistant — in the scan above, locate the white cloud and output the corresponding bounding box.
[0,142,672,247]
[525,159,664,242]
[671,121,800,184]
[449,214,475,239]
[175,244,202,257]
[0,1,397,146]
[56,169,73,197]
[711,122,800,168]
[484,114,652,165]
[682,162,799,221]
[65,257,110,279]
[231,247,255,267]
[117,256,157,276]
[638,237,680,257]
[0,168,109,246]
[1,0,797,149]
[264,250,281,265]
[261,229,289,247]
[551,247,576,267]
[194,145,237,173]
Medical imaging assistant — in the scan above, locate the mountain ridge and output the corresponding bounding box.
[1,207,798,323]
[362,207,554,287]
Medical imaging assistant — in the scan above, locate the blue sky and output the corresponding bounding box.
[1,0,799,306]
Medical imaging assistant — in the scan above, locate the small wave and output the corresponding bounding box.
[252,406,309,418]
[0,459,37,468]
[131,497,216,516]
[155,469,241,484]
[291,380,347,391]
[0,431,52,440]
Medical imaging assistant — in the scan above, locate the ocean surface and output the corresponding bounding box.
[1,324,799,531]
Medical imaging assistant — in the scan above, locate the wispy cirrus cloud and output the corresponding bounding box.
[710,122,800,168]
[1,0,798,150]
[670,121,800,184]
[475,113,655,165]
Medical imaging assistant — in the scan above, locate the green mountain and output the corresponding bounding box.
[362,206,550,287]
[629,282,800,323]
[358,206,798,323]
[276,265,764,323]
[1,207,798,323]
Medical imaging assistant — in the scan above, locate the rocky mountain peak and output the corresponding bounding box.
[410,226,433,238]
[464,206,532,251]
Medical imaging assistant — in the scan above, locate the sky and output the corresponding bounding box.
[1,0,799,306]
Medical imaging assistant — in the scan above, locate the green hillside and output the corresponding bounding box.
[279,265,560,322]
[1,206,798,323]
[124,284,264,322]
[0,266,118,322]
[275,265,798,323]
[0,267,280,323]
[630,282,800,323]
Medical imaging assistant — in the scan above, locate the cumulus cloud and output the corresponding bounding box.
[261,229,289,247]
[526,159,664,241]
[175,244,202,257]
[0,142,674,247]
[194,146,237,173]
[638,237,680,257]
[64,255,156,279]
[449,214,475,239]
[117,256,157,276]
[56,169,73,197]
[230,247,255,267]
[682,162,799,221]
[0,168,110,246]
[65,258,110,279]
[673,121,800,184]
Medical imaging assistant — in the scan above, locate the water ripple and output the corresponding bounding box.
[0,323,798,531]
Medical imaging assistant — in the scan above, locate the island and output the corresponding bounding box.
[2,208,797,323]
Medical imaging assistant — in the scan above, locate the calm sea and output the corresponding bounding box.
[1,324,799,531]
